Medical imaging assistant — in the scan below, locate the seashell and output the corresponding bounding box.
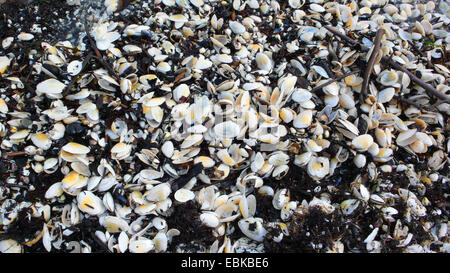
[396,129,417,147]
[217,149,236,166]
[173,84,190,102]
[272,165,289,180]
[215,203,237,220]
[377,70,399,86]
[293,110,313,129]
[256,53,272,73]
[123,45,142,54]
[135,203,157,216]
[238,218,267,242]
[67,60,83,76]
[229,21,246,34]
[43,158,59,173]
[103,216,129,233]
[279,108,295,123]
[174,189,195,203]
[0,239,23,253]
[103,192,115,213]
[281,201,298,221]
[62,171,88,195]
[289,0,305,9]
[154,232,168,252]
[381,207,398,222]
[45,182,64,199]
[307,156,330,180]
[62,142,90,154]
[180,134,203,149]
[200,212,220,228]
[194,156,215,168]
[0,56,11,74]
[156,62,171,73]
[139,169,164,182]
[36,78,66,98]
[144,183,171,202]
[311,65,329,78]
[294,152,312,167]
[415,132,432,146]
[239,195,249,219]
[77,191,106,216]
[214,121,240,139]
[31,133,52,150]
[352,134,374,152]
[169,14,188,29]
[354,154,366,168]
[292,89,312,103]
[118,232,129,253]
[341,199,360,215]
[322,82,339,96]
[378,88,395,104]
[309,3,325,13]
[273,188,290,210]
[258,186,274,196]
[280,75,297,95]
[339,93,355,109]
[129,238,154,253]
[161,141,174,158]
[18,32,34,41]
[0,98,8,114]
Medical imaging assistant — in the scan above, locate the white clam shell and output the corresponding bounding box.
[161,141,174,158]
[229,21,246,34]
[154,232,168,252]
[45,182,63,199]
[36,78,66,98]
[238,217,267,242]
[256,53,272,72]
[293,110,313,129]
[214,121,240,139]
[378,87,395,104]
[103,216,130,233]
[174,188,195,203]
[352,134,374,152]
[129,238,154,253]
[144,183,171,202]
[62,142,90,154]
[67,60,83,76]
[77,191,106,216]
[200,212,220,228]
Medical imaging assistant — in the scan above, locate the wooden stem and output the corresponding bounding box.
[321,24,450,103]
[360,28,385,103]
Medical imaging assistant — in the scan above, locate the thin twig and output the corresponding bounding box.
[310,70,360,93]
[0,183,29,190]
[2,151,26,158]
[62,52,94,97]
[83,22,119,81]
[360,29,385,103]
[395,96,432,111]
[321,23,450,103]
[382,58,450,103]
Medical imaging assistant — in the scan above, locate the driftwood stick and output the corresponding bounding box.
[83,22,120,81]
[2,151,26,158]
[321,24,450,103]
[62,51,94,97]
[382,58,450,103]
[395,96,432,111]
[360,29,385,103]
[310,70,360,93]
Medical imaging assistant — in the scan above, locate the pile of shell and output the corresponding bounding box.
[0,0,448,253]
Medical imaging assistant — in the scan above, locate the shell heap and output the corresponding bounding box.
[0,0,449,253]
